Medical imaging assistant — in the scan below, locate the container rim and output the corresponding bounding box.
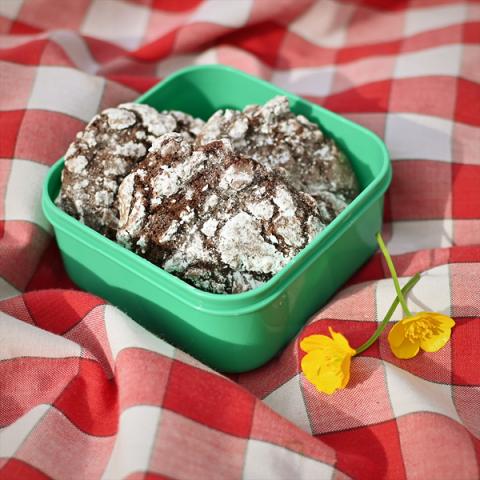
[43,64,391,313]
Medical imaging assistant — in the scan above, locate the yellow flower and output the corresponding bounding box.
[388,312,455,359]
[300,327,356,395]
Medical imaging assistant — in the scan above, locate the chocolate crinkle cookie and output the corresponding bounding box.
[57,103,204,238]
[196,95,359,223]
[117,134,325,294]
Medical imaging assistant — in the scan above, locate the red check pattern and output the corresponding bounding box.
[1,1,480,479]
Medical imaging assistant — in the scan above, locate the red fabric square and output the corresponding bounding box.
[337,39,402,64]
[389,160,452,220]
[221,22,287,68]
[84,37,126,64]
[389,76,456,119]
[15,110,85,166]
[0,39,47,65]
[152,0,202,11]
[0,357,78,426]
[54,358,118,436]
[0,17,12,35]
[278,31,336,68]
[0,221,50,291]
[452,317,480,385]
[0,61,36,111]
[463,22,480,43]
[319,420,406,480]
[17,0,92,31]
[0,459,51,480]
[249,0,312,26]
[115,348,172,408]
[23,290,104,335]
[397,412,478,480]
[454,220,480,246]
[346,6,405,46]
[0,110,24,158]
[25,240,77,291]
[8,20,43,34]
[452,164,480,219]
[455,78,480,127]
[150,410,247,479]
[322,80,392,114]
[163,360,255,437]
[133,29,177,61]
[401,24,462,53]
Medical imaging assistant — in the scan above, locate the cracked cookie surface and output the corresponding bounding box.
[58,103,203,237]
[196,96,359,223]
[117,135,324,293]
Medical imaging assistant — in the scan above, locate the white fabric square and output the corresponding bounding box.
[0,277,20,300]
[384,363,461,423]
[4,159,50,231]
[290,0,355,47]
[28,66,104,122]
[376,264,451,322]
[104,305,175,361]
[0,311,82,361]
[0,0,23,19]
[244,439,334,480]
[50,30,99,75]
[387,220,453,256]
[263,375,312,434]
[189,0,253,28]
[405,4,467,37]
[102,406,162,480]
[81,0,150,50]
[385,113,452,162]
[272,67,335,97]
[395,44,462,79]
[0,404,50,457]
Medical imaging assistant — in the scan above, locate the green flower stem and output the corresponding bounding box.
[355,273,421,355]
[376,232,412,317]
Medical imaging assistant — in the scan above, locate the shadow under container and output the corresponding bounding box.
[42,65,391,373]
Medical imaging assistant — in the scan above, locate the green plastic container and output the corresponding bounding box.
[42,65,391,373]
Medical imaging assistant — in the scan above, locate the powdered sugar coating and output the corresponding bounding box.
[197,96,359,223]
[58,104,204,238]
[117,138,324,293]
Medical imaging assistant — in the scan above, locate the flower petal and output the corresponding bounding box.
[390,338,420,359]
[428,312,456,329]
[300,334,334,353]
[328,327,356,355]
[420,329,452,352]
[388,322,406,348]
[301,347,348,395]
[340,355,352,388]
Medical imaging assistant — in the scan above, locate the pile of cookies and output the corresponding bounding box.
[58,97,359,293]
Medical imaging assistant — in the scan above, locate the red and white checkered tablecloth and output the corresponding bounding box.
[1,0,479,479]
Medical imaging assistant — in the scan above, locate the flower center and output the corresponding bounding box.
[404,318,441,342]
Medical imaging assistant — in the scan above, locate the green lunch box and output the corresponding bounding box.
[42,65,391,373]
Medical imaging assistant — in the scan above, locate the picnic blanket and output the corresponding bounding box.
[1,0,479,478]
